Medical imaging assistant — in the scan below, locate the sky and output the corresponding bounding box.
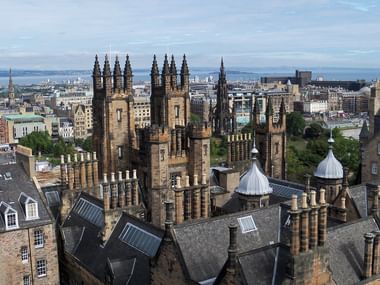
[1,0,380,69]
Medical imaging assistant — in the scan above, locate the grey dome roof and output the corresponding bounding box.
[314,133,343,179]
[359,86,370,94]
[236,145,272,196]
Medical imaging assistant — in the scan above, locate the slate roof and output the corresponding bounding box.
[348,185,368,218]
[222,217,380,285]
[0,163,52,232]
[268,177,304,199]
[172,205,282,283]
[327,217,380,285]
[61,192,164,285]
[238,244,288,285]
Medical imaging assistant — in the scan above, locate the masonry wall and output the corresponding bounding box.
[0,223,59,285]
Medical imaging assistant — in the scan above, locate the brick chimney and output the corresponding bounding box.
[192,174,201,219]
[201,173,209,218]
[86,152,93,190]
[226,223,238,274]
[164,201,174,242]
[125,170,132,206]
[364,232,375,279]
[92,152,99,191]
[73,153,80,190]
[67,154,74,191]
[290,194,300,256]
[60,155,67,186]
[373,231,380,275]
[300,193,310,252]
[309,190,319,249]
[80,153,87,190]
[118,171,126,208]
[175,176,184,224]
[318,189,328,246]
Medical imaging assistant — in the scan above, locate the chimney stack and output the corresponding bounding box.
[290,195,300,256]
[364,232,375,279]
[300,193,310,252]
[309,190,319,249]
[373,231,380,275]
[80,153,87,190]
[73,154,80,190]
[164,201,174,242]
[193,174,201,219]
[67,154,74,190]
[60,155,67,186]
[86,152,93,190]
[318,189,328,246]
[175,176,184,224]
[226,223,238,274]
[92,152,99,190]
[201,173,209,218]
[132,169,139,205]
[103,173,110,211]
[110,172,118,209]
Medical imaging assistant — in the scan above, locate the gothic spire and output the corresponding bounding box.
[170,55,177,75]
[93,55,101,76]
[162,54,170,75]
[180,54,189,75]
[124,54,133,76]
[113,56,122,91]
[151,54,159,75]
[103,54,111,76]
[113,56,122,76]
[124,54,133,93]
[220,57,226,78]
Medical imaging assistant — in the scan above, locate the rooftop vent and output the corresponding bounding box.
[4,172,12,180]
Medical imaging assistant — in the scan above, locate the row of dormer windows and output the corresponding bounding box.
[0,192,39,231]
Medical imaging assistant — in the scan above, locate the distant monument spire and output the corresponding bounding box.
[8,68,15,108]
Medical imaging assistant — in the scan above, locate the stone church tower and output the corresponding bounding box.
[92,54,211,228]
[252,96,287,180]
[143,54,211,226]
[92,55,136,176]
[210,58,237,136]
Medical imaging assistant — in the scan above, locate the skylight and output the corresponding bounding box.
[119,223,161,257]
[237,215,257,233]
[45,191,60,207]
[72,198,103,228]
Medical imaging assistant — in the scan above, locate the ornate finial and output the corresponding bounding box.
[251,130,258,158]
[103,54,111,76]
[328,128,334,148]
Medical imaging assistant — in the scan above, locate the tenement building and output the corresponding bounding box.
[92,54,211,227]
[360,81,380,183]
[0,146,59,285]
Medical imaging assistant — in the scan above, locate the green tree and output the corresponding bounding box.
[19,131,52,154]
[286,112,305,137]
[304,122,323,139]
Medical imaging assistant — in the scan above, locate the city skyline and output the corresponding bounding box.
[1,0,380,69]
